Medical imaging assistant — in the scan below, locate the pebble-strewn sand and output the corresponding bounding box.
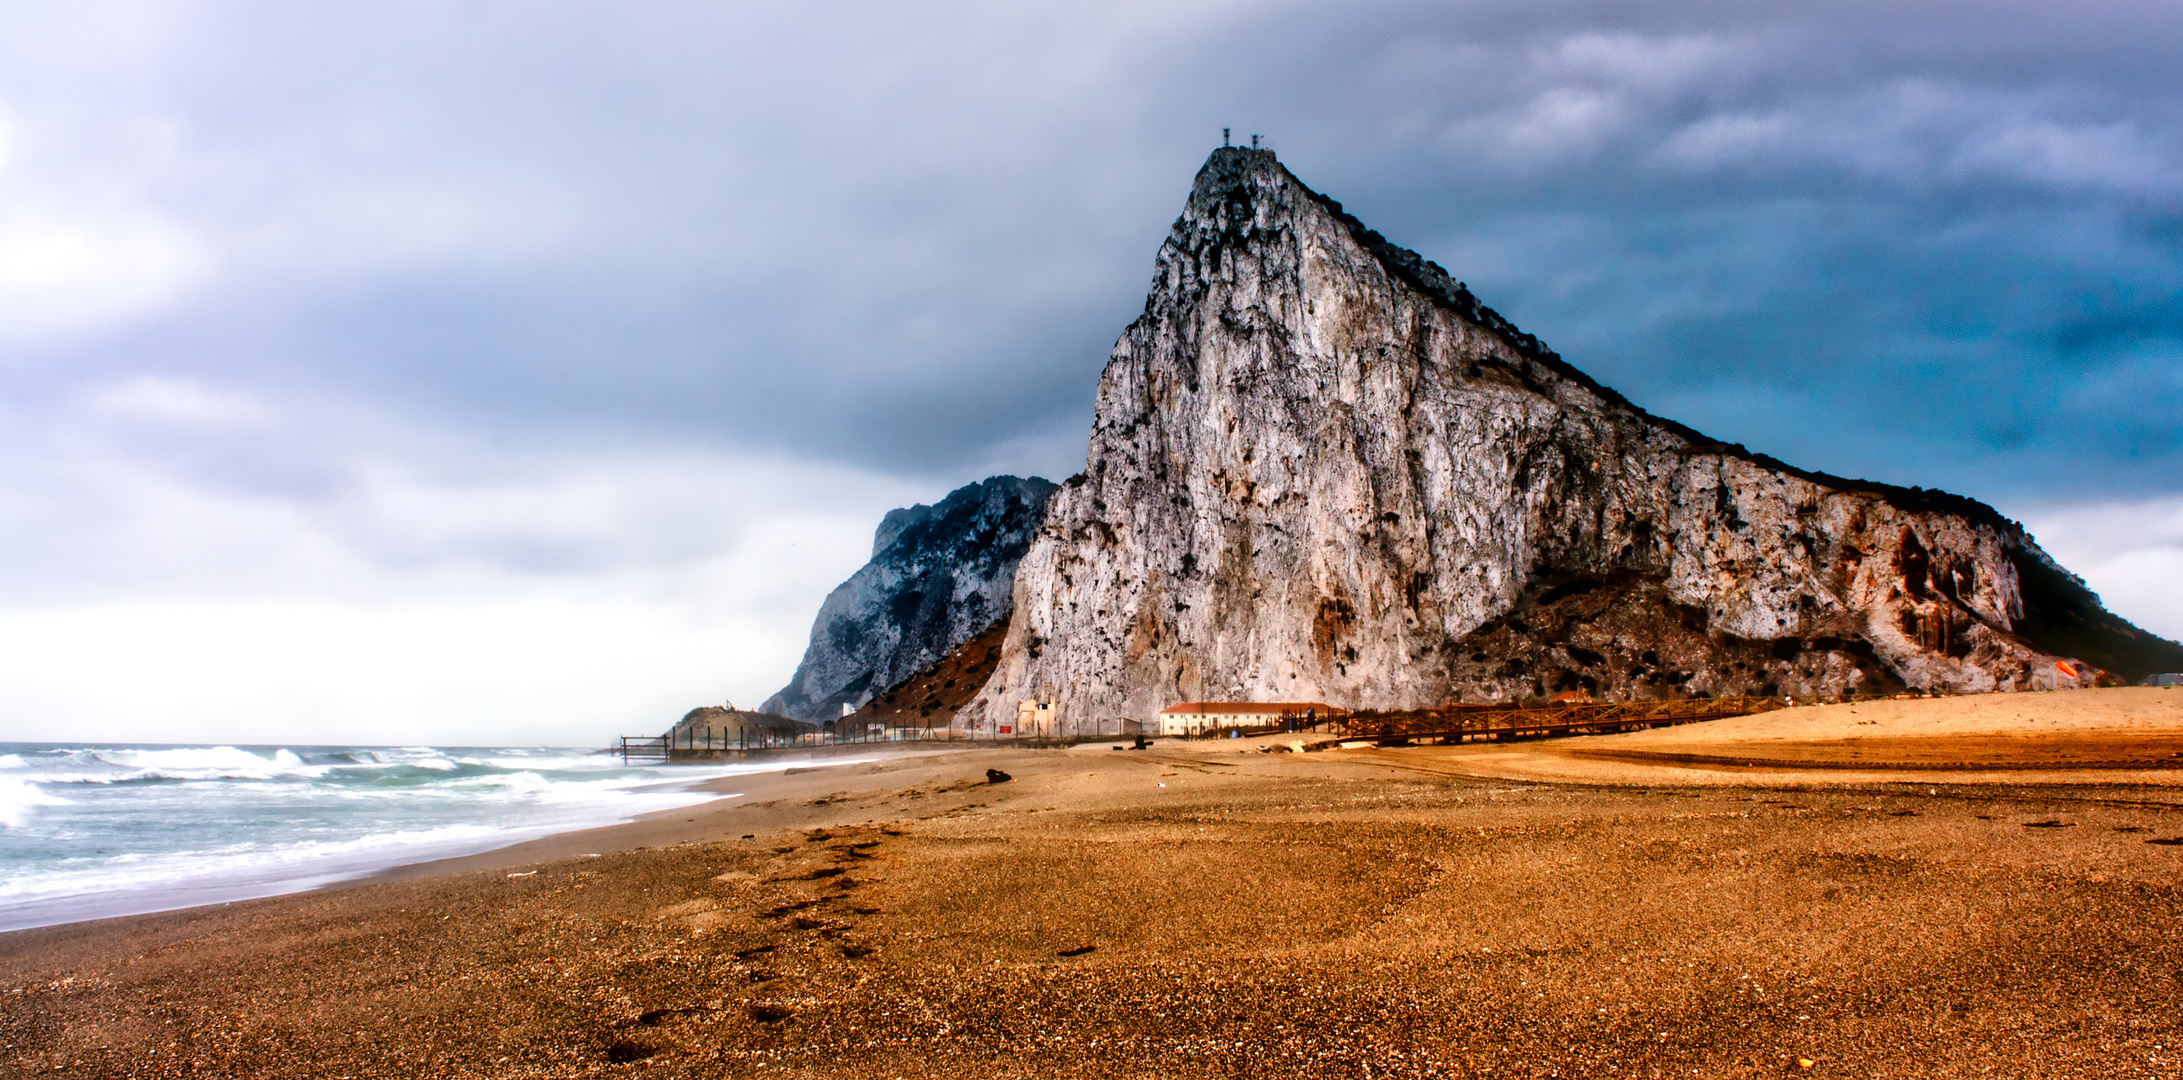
[5,687,2182,1078]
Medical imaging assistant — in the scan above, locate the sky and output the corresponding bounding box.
[1,0,2178,746]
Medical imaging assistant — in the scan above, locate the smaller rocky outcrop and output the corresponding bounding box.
[668,705,810,748]
[762,476,1056,722]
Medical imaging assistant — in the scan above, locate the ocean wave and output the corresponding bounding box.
[440,770,558,795]
[85,746,335,782]
[4,771,134,785]
[0,746,340,786]
[0,777,70,829]
[0,743,857,930]
[0,821,514,900]
[0,748,829,790]
[0,784,736,913]
[333,748,463,772]
[476,753,614,772]
[0,754,26,770]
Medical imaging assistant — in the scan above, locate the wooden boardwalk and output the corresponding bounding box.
[1335,696,1792,746]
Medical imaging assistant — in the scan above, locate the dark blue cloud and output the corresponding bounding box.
[1208,3,2183,502]
[5,0,2179,507]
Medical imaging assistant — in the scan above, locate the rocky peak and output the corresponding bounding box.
[761,474,1056,722]
[959,148,2180,729]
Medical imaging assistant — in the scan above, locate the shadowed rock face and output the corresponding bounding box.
[762,476,1055,723]
[962,147,2181,729]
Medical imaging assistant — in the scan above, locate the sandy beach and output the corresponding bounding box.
[5,688,2182,1078]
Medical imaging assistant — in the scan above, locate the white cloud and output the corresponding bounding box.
[1499,87,1627,159]
[0,468,913,745]
[0,90,214,348]
[1438,31,1754,166]
[84,376,266,426]
[0,590,802,748]
[0,412,928,743]
[0,0,2179,750]
[3,424,920,598]
[0,207,210,347]
[1954,118,2173,194]
[1652,80,2182,197]
[1549,31,1741,92]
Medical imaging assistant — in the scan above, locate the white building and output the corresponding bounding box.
[1015,698,1060,736]
[1155,701,1332,737]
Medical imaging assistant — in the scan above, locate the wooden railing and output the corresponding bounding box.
[1337,696,1792,745]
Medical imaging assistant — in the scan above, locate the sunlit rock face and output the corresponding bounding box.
[762,475,1055,722]
[963,147,2172,729]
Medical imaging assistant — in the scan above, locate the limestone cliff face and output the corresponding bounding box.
[763,475,1055,722]
[964,148,2178,729]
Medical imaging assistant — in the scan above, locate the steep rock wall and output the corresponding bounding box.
[763,475,1054,722]
[964,148,2176,729]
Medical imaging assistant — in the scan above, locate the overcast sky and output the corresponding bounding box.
[1,1,2178,745]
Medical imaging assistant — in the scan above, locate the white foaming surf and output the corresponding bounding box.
[0,743,847,932]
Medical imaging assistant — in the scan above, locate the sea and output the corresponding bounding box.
[0,742,826,933]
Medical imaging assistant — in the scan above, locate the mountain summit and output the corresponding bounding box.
[958,147,2179,729]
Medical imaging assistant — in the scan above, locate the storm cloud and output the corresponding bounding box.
[2,1,2177,741]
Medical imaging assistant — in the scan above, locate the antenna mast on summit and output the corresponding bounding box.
[1223,128,1231,147]
[1251,134,1260,149]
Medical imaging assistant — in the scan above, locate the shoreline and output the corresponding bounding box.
[17,690,2180,934]
[359,747,958,887]
[7,689,2182,1077]
[0,747,932,936]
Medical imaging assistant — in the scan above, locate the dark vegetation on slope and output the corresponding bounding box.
[836,616,1013,732]
[2010,553,2183,682]
[1439,571,1908,703]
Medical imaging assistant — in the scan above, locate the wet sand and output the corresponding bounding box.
[5,688,2182,1078]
